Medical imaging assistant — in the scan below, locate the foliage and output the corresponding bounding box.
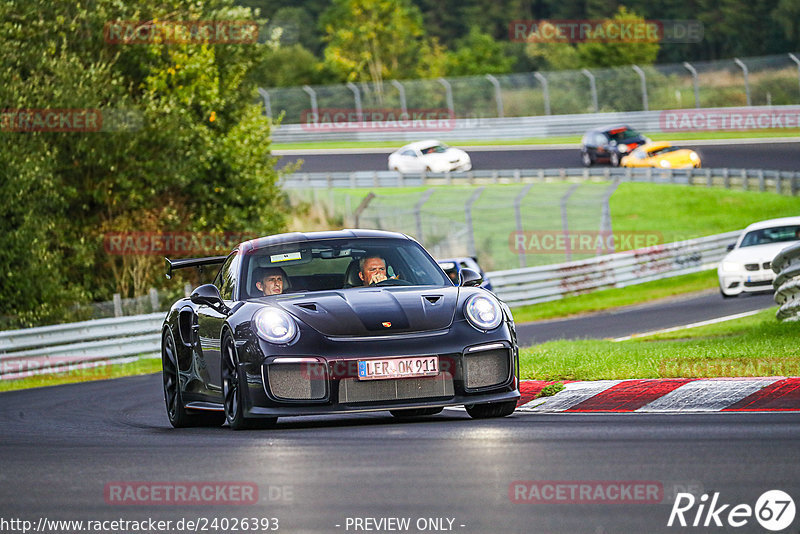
[0,0,288,327]
[526,6,660,71]
[320,0,428,89]
[443,26,515,76]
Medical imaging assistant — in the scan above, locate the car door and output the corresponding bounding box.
[399,149,425,172]
[593,132,610,160]
[196,251,239,395]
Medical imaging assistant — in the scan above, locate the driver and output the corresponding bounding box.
[359,255,389,286]
[255,267,286,296]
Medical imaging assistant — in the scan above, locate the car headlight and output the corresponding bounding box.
[254,308,298,344]
[720,261,741,272]
[689,152,699,161]
[660,160,671,168]
[465,294,502,331]
[618,144,628,153]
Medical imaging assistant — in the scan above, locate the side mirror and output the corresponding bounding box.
[459,268,483,287]
[727,243,736,251]
[190,284,226,309]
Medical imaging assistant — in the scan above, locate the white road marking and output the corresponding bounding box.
[611,309,763,342]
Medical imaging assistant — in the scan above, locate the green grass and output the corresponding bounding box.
[0,356,161,393]
[272,129,800,150]
[519,308,799,380]
[510,270,719,323]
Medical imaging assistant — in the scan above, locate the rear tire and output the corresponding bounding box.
[581,152,592,167]
[222,333,277,430]
[162,329,224,428]
[390,407,443,418]
[465,400,517,419]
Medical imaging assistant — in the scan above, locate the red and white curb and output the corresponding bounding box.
[516,377,800,412]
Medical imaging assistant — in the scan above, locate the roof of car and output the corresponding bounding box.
[240,229,413,253]
[743,217,800,232]
[586,124,632,134]
[397,139,446,151]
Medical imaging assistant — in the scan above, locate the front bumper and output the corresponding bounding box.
[718,270,775,296]
[237,321,519,418]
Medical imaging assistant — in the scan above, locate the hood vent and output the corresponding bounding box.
[295,303,318,312]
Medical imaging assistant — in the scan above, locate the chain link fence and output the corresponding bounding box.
[290,182,616,271]
[262,53,800,124]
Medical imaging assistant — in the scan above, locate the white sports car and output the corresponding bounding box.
[388,140,471,173]
[718,216,800,298]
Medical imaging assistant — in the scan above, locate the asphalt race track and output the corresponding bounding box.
[516,290,776,345]
[276,140,800,173]
[2,374,800,533]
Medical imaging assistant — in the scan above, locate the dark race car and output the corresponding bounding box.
[580,124,648,167]
[161,229,519,429]
[438,257,493,291]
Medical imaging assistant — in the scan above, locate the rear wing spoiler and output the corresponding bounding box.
[165,255,227,279]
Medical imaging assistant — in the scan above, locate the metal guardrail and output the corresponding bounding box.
[272,105,800,143]
[488,231,740,308]
[281,167,800,196]
[0,313,164,379]
[772,242,800,321]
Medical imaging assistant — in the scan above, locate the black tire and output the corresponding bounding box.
[610,152,620,167]
[581,151,592,167]
[465,400,517,419]
[221,332,277,430]
[162,329,224,428]
[390,407,443,418]
[720,288,738,299]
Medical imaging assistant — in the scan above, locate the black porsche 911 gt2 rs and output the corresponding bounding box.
[161,229,519,429]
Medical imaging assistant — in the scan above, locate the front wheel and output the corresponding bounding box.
[162,329,223,428]
[610,152,620,167]
[720,288,738,299]
[465,400,517,419]
[581,151,592,167]
[222,333,276,430]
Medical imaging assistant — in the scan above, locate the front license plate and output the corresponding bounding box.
[357,356,439,380]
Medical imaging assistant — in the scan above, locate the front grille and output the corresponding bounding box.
[744,263,759,271]
[339,373,454,404]
[744,280,773,287]
[763,261,772,270]
[463,348,511,390]
[266,363,327,400]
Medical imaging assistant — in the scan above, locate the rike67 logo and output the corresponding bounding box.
[668,490,795,531]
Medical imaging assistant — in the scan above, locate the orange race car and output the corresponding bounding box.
[620,141,701,169]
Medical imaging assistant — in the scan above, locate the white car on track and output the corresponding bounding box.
[718,216,800,298]
[388,140,471,173]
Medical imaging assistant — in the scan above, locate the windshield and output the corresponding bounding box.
[240,237,450,298]
[739,225,800,248]
[649,147,682,157]
[607,127,641,142]
[420,144,448,155]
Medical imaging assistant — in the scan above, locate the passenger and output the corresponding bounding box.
[255,267,286,296]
